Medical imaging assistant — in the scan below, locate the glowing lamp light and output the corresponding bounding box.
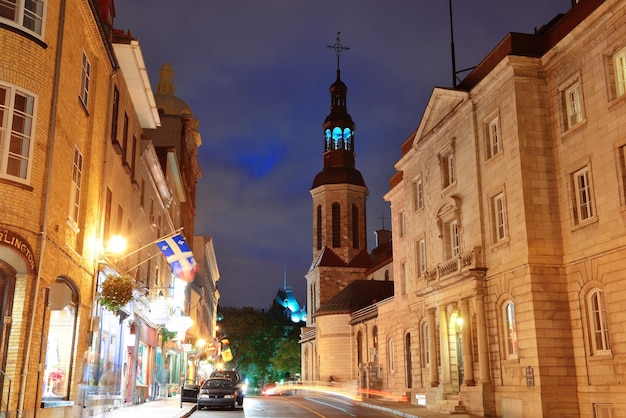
[106,235,127,255]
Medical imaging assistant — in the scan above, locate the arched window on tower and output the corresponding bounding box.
[316,205,323,251]
[332,127,343,150]
[352,204,359,249]
[332,203,341,248]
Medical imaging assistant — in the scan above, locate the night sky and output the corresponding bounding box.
[114,1,571,310]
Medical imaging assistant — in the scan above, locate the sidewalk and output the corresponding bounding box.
[97,395,196,418]
[361,398,481,418]
[97,394,480,418]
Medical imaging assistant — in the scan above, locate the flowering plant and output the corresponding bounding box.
[100,274,135,312]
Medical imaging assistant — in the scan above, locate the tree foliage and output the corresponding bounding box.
[218,306,302,388]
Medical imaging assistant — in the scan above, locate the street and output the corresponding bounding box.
[191,395,399,417]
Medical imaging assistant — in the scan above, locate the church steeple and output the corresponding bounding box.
[310,33,368,266]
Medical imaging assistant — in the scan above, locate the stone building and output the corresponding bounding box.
[379,0,626,417]
[300,46,394,384]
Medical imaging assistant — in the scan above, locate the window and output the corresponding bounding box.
[0,83,36,182]
[316,205,322,250]
[564,82,584,130]
[122,113,129,169]
[399,211,406,238]
[400,262,408,295]
[68,146,83,224]
[493,192,507,241]
[352,204,359,249]
[588,289,610,354]
[620,145,626,204]
[421,322,430,367]
[504,301,519,358]
[388,339,395,372]
[572,166,594,223]
[332,203,340,248]
[111,87,119,141]
[405,333,412,388]
[449,220,460,257]
[417,239,426,277]
[0,0,45,36]
[486,117,501,158]
[412,178,423,210]
[613,48,626,98]
[79,52,91,108]
[357,331,363,365]
[443,153,455,188]
[43,279,78,400]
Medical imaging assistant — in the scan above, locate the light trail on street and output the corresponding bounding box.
[191,394,399,417]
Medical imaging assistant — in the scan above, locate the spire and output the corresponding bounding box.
[327,32,350,72]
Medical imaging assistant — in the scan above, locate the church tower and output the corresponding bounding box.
[307,34,369,317]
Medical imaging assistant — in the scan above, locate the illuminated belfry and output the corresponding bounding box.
[308,32,369,315]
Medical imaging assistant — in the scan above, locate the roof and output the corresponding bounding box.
[315,279,394,317]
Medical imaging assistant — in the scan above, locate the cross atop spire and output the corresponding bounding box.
[327,32,350,71]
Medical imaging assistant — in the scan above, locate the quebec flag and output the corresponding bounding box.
[156,234,197,282]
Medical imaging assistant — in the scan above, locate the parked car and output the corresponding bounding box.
[209,370,245,406]
[180,379,199,403]
[197,378,238,410]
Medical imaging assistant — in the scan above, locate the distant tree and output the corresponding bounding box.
[218,306,284,387]
[271,338,301,381]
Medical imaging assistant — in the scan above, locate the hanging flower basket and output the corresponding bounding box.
[100,274,135,312]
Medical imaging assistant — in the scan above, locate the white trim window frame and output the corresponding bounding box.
[0,0,46,37]
[443,153,455,188]
[493,192,507,242]
[0,82,36,183]
[565,82,584,130]
[413,177,423,210]
[399,211,406,238]
[68,146,83,226]
[588,289,610,354]
[79,51,91,108]
[573,166,594,223]
[614,48,626,98]
[421,322,430,367]
[487,117,501,158]
[417,239,426,277]
[450,220,460,257]
[504,301,519,358]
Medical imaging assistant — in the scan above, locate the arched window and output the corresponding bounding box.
[43,278,79,400]
[503,300,519,358]
[357,330,363,365]
[588,288,610,354]
[332,203,341,248]
[405,333,412,388]
[388,338,395,372]
[352,204,359,249]
[316,205,323,250]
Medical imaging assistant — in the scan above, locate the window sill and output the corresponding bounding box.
[67,218,80,234]
[560,119,587,140]
[489,237,510,251]
[589,351,613,361]
[571,215,599,232]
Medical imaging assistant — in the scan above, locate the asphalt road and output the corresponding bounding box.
[192,394,399,417]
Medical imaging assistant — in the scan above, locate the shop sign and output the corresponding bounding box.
[0,228,37,273]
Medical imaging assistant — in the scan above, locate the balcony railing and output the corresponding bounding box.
[424,246,483,282]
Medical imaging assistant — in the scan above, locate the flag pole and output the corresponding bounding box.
[114,227,185,262]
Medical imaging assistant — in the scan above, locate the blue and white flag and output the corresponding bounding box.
[156,234,197,282]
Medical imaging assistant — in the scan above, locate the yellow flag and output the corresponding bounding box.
[221,348,233,362]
